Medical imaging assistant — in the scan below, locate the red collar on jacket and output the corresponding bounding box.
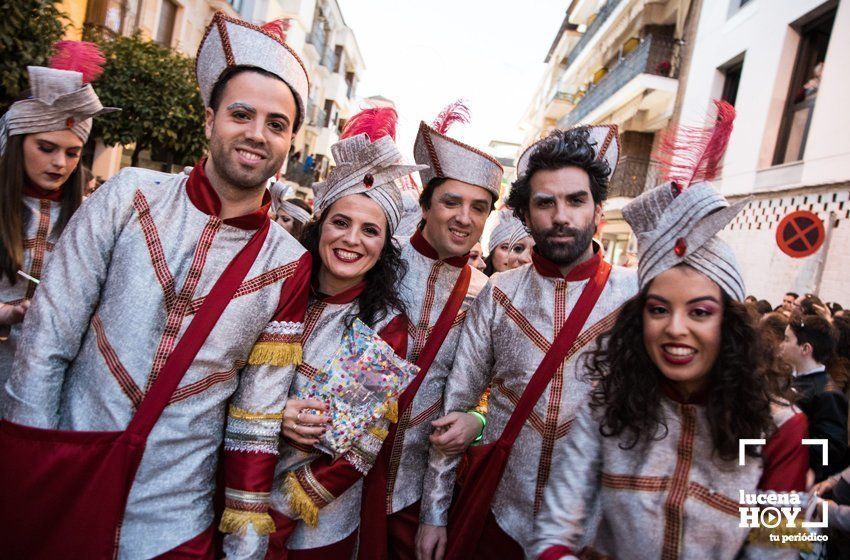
[314,281,367,304]
[531,244,602,281]
[410,228,470,268]
[660,378,710,405]
[186,159,271,230]
[23,179,63,201]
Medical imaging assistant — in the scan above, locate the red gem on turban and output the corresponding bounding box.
[674,238,687,257]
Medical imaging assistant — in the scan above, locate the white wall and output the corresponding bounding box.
[679,0,850,197]
[677,0,850,303]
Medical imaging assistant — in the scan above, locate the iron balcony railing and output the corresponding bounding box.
[609,156,651,198]
[559,35,677,128]
[565,0,624,69]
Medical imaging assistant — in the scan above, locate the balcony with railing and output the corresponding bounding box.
[544,90,575,119]
[307,23,328,60]
[559,34,677,128]
[609,156,652,198]
[565,0,623,69]
[321,47,339,71]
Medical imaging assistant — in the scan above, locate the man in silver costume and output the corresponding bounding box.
[357,102,500,560]
[419,126,638,559]
[3,12,313,558]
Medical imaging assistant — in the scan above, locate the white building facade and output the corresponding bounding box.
[519,0,695,266]
[244,0,365,201]
[679,0,849,303]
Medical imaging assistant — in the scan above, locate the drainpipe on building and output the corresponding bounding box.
[669,0,703,126]
[811,211,836,295]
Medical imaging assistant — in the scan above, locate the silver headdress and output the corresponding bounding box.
[196,12,310,132]
[621,100,747,300]
[516,124,620,179]
[269,182,312,225]
[312,108,427,235]
[487,209,528,254]
[413,100,503,199]
[0,42,118,155]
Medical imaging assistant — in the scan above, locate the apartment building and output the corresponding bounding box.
[519,0,697,265]
[243,0,365,201]
[679,0,848,302]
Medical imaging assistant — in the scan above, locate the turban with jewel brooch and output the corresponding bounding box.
[622,100,748,301]
[0,41,118,155]
[311,107,427,235]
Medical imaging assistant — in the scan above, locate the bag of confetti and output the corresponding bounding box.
[297,318,419,458]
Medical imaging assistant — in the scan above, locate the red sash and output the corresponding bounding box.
[445,259,612,559]
[357,264,473,560]
[0,220,270,560]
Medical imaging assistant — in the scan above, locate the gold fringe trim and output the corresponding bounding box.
[218,508,276,536]
[746,521,813,552]
[369,425,389,440]
[228,405,284,421]
[248,342,302,366]
[283,471,320,528]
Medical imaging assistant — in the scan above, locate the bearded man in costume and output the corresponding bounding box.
[418,125,638,560]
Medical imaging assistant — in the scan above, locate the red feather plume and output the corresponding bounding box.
[261,18,291,42]
[431,99,470,135]
[655,99,736,188]
[49,41,106,84]
[340,107,398,142]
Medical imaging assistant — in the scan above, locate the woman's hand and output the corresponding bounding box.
[281,398,330,445]
[0,301,30,326]
[811,475,838,499]
[428,412,483,456]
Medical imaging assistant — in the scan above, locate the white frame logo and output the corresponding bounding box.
[738,438,829,530]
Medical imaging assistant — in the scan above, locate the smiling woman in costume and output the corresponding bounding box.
[532,102,809,560]
[0,41,117,379]
[255,107,425,559]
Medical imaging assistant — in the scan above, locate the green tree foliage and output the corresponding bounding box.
[0,0,66,111]
[93,33,206,167]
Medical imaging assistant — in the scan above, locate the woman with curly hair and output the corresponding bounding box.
[532,104,809,560]
[256,108,424,559]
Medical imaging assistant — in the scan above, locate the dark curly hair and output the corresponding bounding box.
[300,210,407,328]
[507,127,612,224]
[585,284,786,461]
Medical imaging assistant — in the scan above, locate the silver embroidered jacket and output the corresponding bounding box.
[420,251,637,549]
[4,166,309,559]
[532,398,806,560]
[0,195,62,384]
[385,232,488,517]
[270,296,406,550]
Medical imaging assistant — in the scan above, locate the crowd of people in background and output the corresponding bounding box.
[742,290,850,557]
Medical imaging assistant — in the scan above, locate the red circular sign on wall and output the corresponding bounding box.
[776,210,825,258]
